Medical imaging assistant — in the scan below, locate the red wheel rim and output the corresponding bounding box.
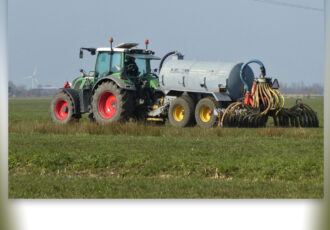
[55,99,69,120]
[98,91,117,119]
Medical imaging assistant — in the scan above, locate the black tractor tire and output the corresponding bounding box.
[195,97,220,128]
[88,113,95,122]
[91,81,135,124]
[50,91,80,124]
[168,95,195,127]
[132,105,149,122]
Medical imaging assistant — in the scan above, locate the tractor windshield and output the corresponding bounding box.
[124,55,148,77]
[135,59,147,76]
[125,54,159,77]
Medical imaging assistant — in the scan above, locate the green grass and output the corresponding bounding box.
[8,97,324,198]
[9,176,322,198]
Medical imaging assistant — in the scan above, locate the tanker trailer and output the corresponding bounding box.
[149,52,255,127]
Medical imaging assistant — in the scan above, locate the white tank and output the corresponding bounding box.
[159,58,254,101]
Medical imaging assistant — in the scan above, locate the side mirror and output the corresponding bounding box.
[79,49,83,59]
[80,69,86,77]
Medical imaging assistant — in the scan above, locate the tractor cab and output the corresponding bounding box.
[94,42,160,80]
[75,40,160,90]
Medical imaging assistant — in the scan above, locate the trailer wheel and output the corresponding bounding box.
[50,92,79,124]
[195,97,219,128]
[168,95,195,127]
[91,81,134,124]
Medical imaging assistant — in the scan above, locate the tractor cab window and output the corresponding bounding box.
[95,52,110,77]
[110,52,122,73]
[135,59,147,77]
[124,55,147,77]
[95,52,122,78]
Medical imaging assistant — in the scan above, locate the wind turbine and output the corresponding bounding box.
[24,66,39,89]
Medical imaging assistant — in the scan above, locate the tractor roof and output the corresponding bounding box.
[97,47,126,52]
[97,47,156,56]
[115,43,138,49]
[97,43,139,52]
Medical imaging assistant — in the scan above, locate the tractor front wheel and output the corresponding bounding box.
[50,92,79,124]
[91,81,134,124]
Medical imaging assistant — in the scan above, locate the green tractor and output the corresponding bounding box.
[50,38,164,124]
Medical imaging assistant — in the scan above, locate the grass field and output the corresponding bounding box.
[8,97,324,198]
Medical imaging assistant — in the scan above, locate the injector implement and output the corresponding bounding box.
[220,60,318,127]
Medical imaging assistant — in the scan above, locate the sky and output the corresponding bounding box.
[8,0,324,88]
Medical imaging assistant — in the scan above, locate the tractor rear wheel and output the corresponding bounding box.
[91,81,134,124]
[168,95,195,127]
[195,97,219,128]
[50,92,79,124]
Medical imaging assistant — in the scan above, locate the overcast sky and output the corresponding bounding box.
[8,0,324,88]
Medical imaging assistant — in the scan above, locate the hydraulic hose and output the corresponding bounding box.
[240,59,266,93]
[158,51,177,73]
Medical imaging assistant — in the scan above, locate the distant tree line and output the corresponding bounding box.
[8,81,58,97]
[8,80,324,98]
[278,81,323,95]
